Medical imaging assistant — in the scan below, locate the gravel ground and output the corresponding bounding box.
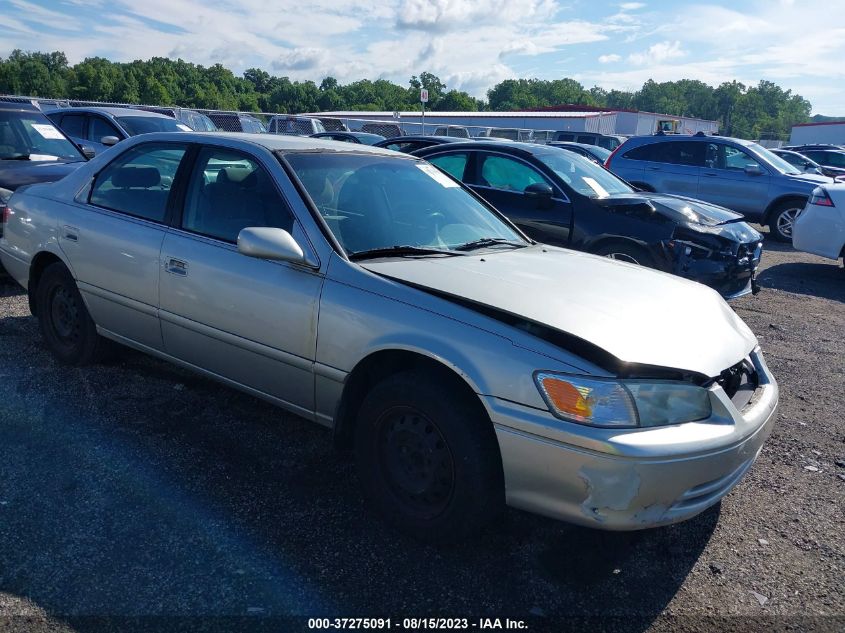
[0,234,842,633]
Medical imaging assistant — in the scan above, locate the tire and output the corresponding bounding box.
[35,263,108,365]
[594,242,656,268]
[354,370,504,543]
[768,200,804,242]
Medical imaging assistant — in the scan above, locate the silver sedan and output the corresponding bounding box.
[0,132,778,541]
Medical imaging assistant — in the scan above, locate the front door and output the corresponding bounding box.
[698,142,771,217]
[468,152,573,245]
[158,146,323,414]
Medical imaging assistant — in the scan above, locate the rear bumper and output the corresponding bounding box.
[486,348,778,530]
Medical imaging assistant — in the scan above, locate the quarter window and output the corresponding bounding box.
[181,148,293,243]
[479,155,550,192]
[428,153,469,181]
[90,143,187,222]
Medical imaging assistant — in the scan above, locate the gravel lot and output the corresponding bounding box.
[0,234,843,633]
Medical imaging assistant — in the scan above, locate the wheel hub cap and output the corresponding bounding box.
[777,208,800,238]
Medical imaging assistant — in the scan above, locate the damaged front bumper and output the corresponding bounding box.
[664,237,763,299]
[485,348,778,530]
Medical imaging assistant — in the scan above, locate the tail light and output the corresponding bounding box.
[0,205,10,236]
[604,143,625,169]
[809,188,835,207]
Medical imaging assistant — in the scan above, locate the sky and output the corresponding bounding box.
[1,0,843,114]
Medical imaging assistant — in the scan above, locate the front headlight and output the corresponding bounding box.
[534,372,712,428]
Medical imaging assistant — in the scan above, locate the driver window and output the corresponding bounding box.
[182,148,293,243]
[724,145,762,171]
[479,155,549,192]
[89,117,120,143]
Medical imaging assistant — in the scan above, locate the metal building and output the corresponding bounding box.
[306,106,719,138]
[789,121,845,145]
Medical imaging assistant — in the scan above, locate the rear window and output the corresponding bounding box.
[624,141,703,166]
[115,116,186,135]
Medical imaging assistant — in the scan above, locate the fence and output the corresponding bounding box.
[0,94,548,141]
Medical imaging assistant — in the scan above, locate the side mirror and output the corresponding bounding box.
[237,227,308,265]
[524,182,554,200]
[79,144,96,159]
[100,136,120,147]
[744,164,764,176]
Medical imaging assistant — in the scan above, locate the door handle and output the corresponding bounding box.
[702,172,718,177]
[62,225,79,242]
[165,257,188,276]
[646,166,661,171]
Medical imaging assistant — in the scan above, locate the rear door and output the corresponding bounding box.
[59,141,190,350]
[158,145,323,413]
[459,150,573,245]
[698,142,770,216]
[643,140,703,196]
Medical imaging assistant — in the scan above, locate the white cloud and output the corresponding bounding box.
[627,40,685,65]
[273,48,330,71]
[619,2,645,9]
[598,54,621,63]
[396,0,557,32]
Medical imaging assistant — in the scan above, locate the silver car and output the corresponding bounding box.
[0,132,778,541]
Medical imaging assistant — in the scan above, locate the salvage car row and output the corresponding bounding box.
[1,100,843,542]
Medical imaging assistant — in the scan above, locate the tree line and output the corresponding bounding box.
[0,50,812,140]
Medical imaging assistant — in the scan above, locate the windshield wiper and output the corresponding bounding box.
[454,237,526,251]
[348,245,464,261]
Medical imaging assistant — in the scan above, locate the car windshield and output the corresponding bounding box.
[536,149,632,197]
[115,116,186,136]
[285,152,526,255]
[748,143,801,175]
[0,110,84,161]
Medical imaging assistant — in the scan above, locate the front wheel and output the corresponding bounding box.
[768,201,804,242]
[35,263,109,365]
[594,242,656,268]
[354,370,504,542]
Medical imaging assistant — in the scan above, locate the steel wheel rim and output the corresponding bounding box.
[376,406,455,518]
[776,208,801,238]
[49,285,81,345]
[605,252,640,265]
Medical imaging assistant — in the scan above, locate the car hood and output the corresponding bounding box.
[784,172,831,186]
[0,160,85,192]
[361,245,757,378]
[641,193,744,226]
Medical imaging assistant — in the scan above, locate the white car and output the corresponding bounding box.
[792,184,845,266]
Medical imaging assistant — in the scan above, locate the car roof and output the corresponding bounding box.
[47,106,172,118]
[413,139,547,157]
[548,141,604,151]
[379,135,467,144]
[0,100,41,112]
[624,133,755,147]
[116,131,407,156]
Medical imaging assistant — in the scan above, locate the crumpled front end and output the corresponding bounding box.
[663,226,763,299]
[487,348,778,530]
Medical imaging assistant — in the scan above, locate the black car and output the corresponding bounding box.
[413,141,762,299]
[311,131,385,145]
[547,141,612,164]
[783,147,845,177]
[769,148,842,178]
[374,135,467,154]
[0,101,89,266]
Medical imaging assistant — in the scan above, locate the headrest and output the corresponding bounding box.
[112,166,160,188]
[219,167,253,183]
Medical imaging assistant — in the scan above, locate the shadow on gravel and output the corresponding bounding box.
[0,342,718,632]
[758,262,844,302]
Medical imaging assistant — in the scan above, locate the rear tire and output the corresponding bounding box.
[35,263,108,365]
[594,242,656,268]
[354,370,504,543]
[768,200,804,242]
